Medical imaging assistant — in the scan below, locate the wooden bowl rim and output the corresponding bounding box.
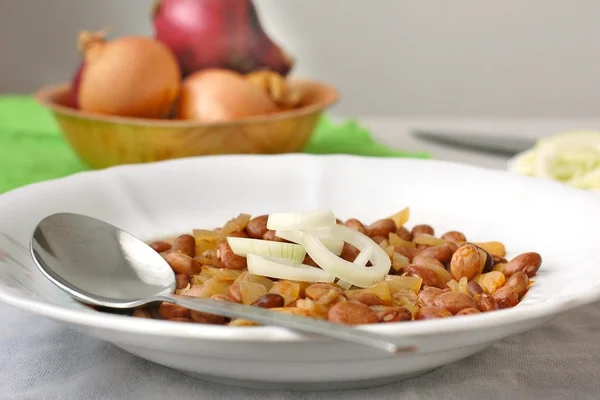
[35,78,339,128]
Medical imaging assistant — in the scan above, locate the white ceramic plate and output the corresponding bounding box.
[1,154,600,391]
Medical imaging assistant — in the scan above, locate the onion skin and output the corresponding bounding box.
[177,68,277,122]
[153,0,293,77]
[77,35,181,118]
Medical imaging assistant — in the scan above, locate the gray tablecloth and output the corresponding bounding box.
[1,302,599,400]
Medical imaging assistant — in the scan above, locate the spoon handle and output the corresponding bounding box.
[156,294,417,354]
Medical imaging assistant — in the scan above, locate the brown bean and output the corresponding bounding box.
[252,293,285,309]
[415,306,452,320]
[445,241,459,254]
[132,309,152,318]
[169,317,191,323]
[305,283,342,300]
[344,218,367,234]
[396,226,412,241]
[411,224,434,237]
[506,272,529,299]
[503,252,542,278]
[468,281,484,295]
[412,256,446,276]
[441,231,466,243]
[341,243,360,262]
[406,264,447,289]
[370,235,387,245]
[456,308,480,316]
[165,251,202,275]
[450,244,481,281]
[302,255,319,267]
[366,219,396,238]
[433,292,476,314]
[417,245,454,264]
[493,255,508,265]
[262,230,286,242]
[348,292,384,306]
[149,241,171,253]
[474,293,499,312]
[394,246,417,262]
[377,306,412,323]
[477,246,494,274]
[190,310,226,324]
[171,234,196,257]
[159,302,190,319]
[175,274,191,290]
[328,301,378,325]
[245,215,268,239]
[493,286,519,309]
[218,242,247,270]
[418,287,447,307]
[228,230,249,238]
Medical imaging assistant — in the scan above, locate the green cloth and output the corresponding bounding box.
[0,96,429,194]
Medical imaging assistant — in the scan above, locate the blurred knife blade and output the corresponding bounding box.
[412,130,536,157]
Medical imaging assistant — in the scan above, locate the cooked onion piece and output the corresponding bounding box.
[226,237,306,262]
[247,254,335,283]
[266,211,336,230]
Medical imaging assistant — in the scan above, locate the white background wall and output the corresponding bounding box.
[1,0,599,117]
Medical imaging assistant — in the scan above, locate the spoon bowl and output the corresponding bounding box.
[30,212,414,354]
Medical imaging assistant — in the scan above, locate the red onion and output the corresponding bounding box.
[152,0,293,77]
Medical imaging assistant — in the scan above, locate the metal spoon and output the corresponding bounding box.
[30,213,416,354]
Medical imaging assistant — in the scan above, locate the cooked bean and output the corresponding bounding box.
[411,224,434,237]
[450,244,481,281]
[493,286,519,309]
[468,281,484,295]
[165,252,202,275]
[370,235,387,245]
[506,272,529,298]
[253,293,285,309]
[245,215,268,239]
[433,292,476,314]
[441,231,466,243]
[149,241,171,253]
[366,219,396,238]
[394,246,417,262]
[328,301,379,325]
[169,317,192,323]
[456,308,480,316]
[218,241,247,270]
[171,234,195,257]
[344,218,367,234]
[418,287,447,307]
[175,274,191,290]
[262,230,286,242]
[395,226,412,241]
[159,303,190,319]
[417,245,454,264]
[340,243,360,262]
[406,264,447,289]
[347,292,384,306]
[474,293,498,312]
[503,252,542,278]
[302,255,319,267]
[415,306,452,320]
[376,306,412,323]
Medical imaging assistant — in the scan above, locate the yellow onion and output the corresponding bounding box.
[176,68,277,122]
[76,31,181,118]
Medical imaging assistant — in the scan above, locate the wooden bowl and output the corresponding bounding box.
[35,79,339,169]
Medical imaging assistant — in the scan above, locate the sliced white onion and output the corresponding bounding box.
[336,279,353,290]
[226,237,306,262]
[275,229,343,256]
[303,225,391,288]
[247,254,335,283]
[266,210,336,230]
